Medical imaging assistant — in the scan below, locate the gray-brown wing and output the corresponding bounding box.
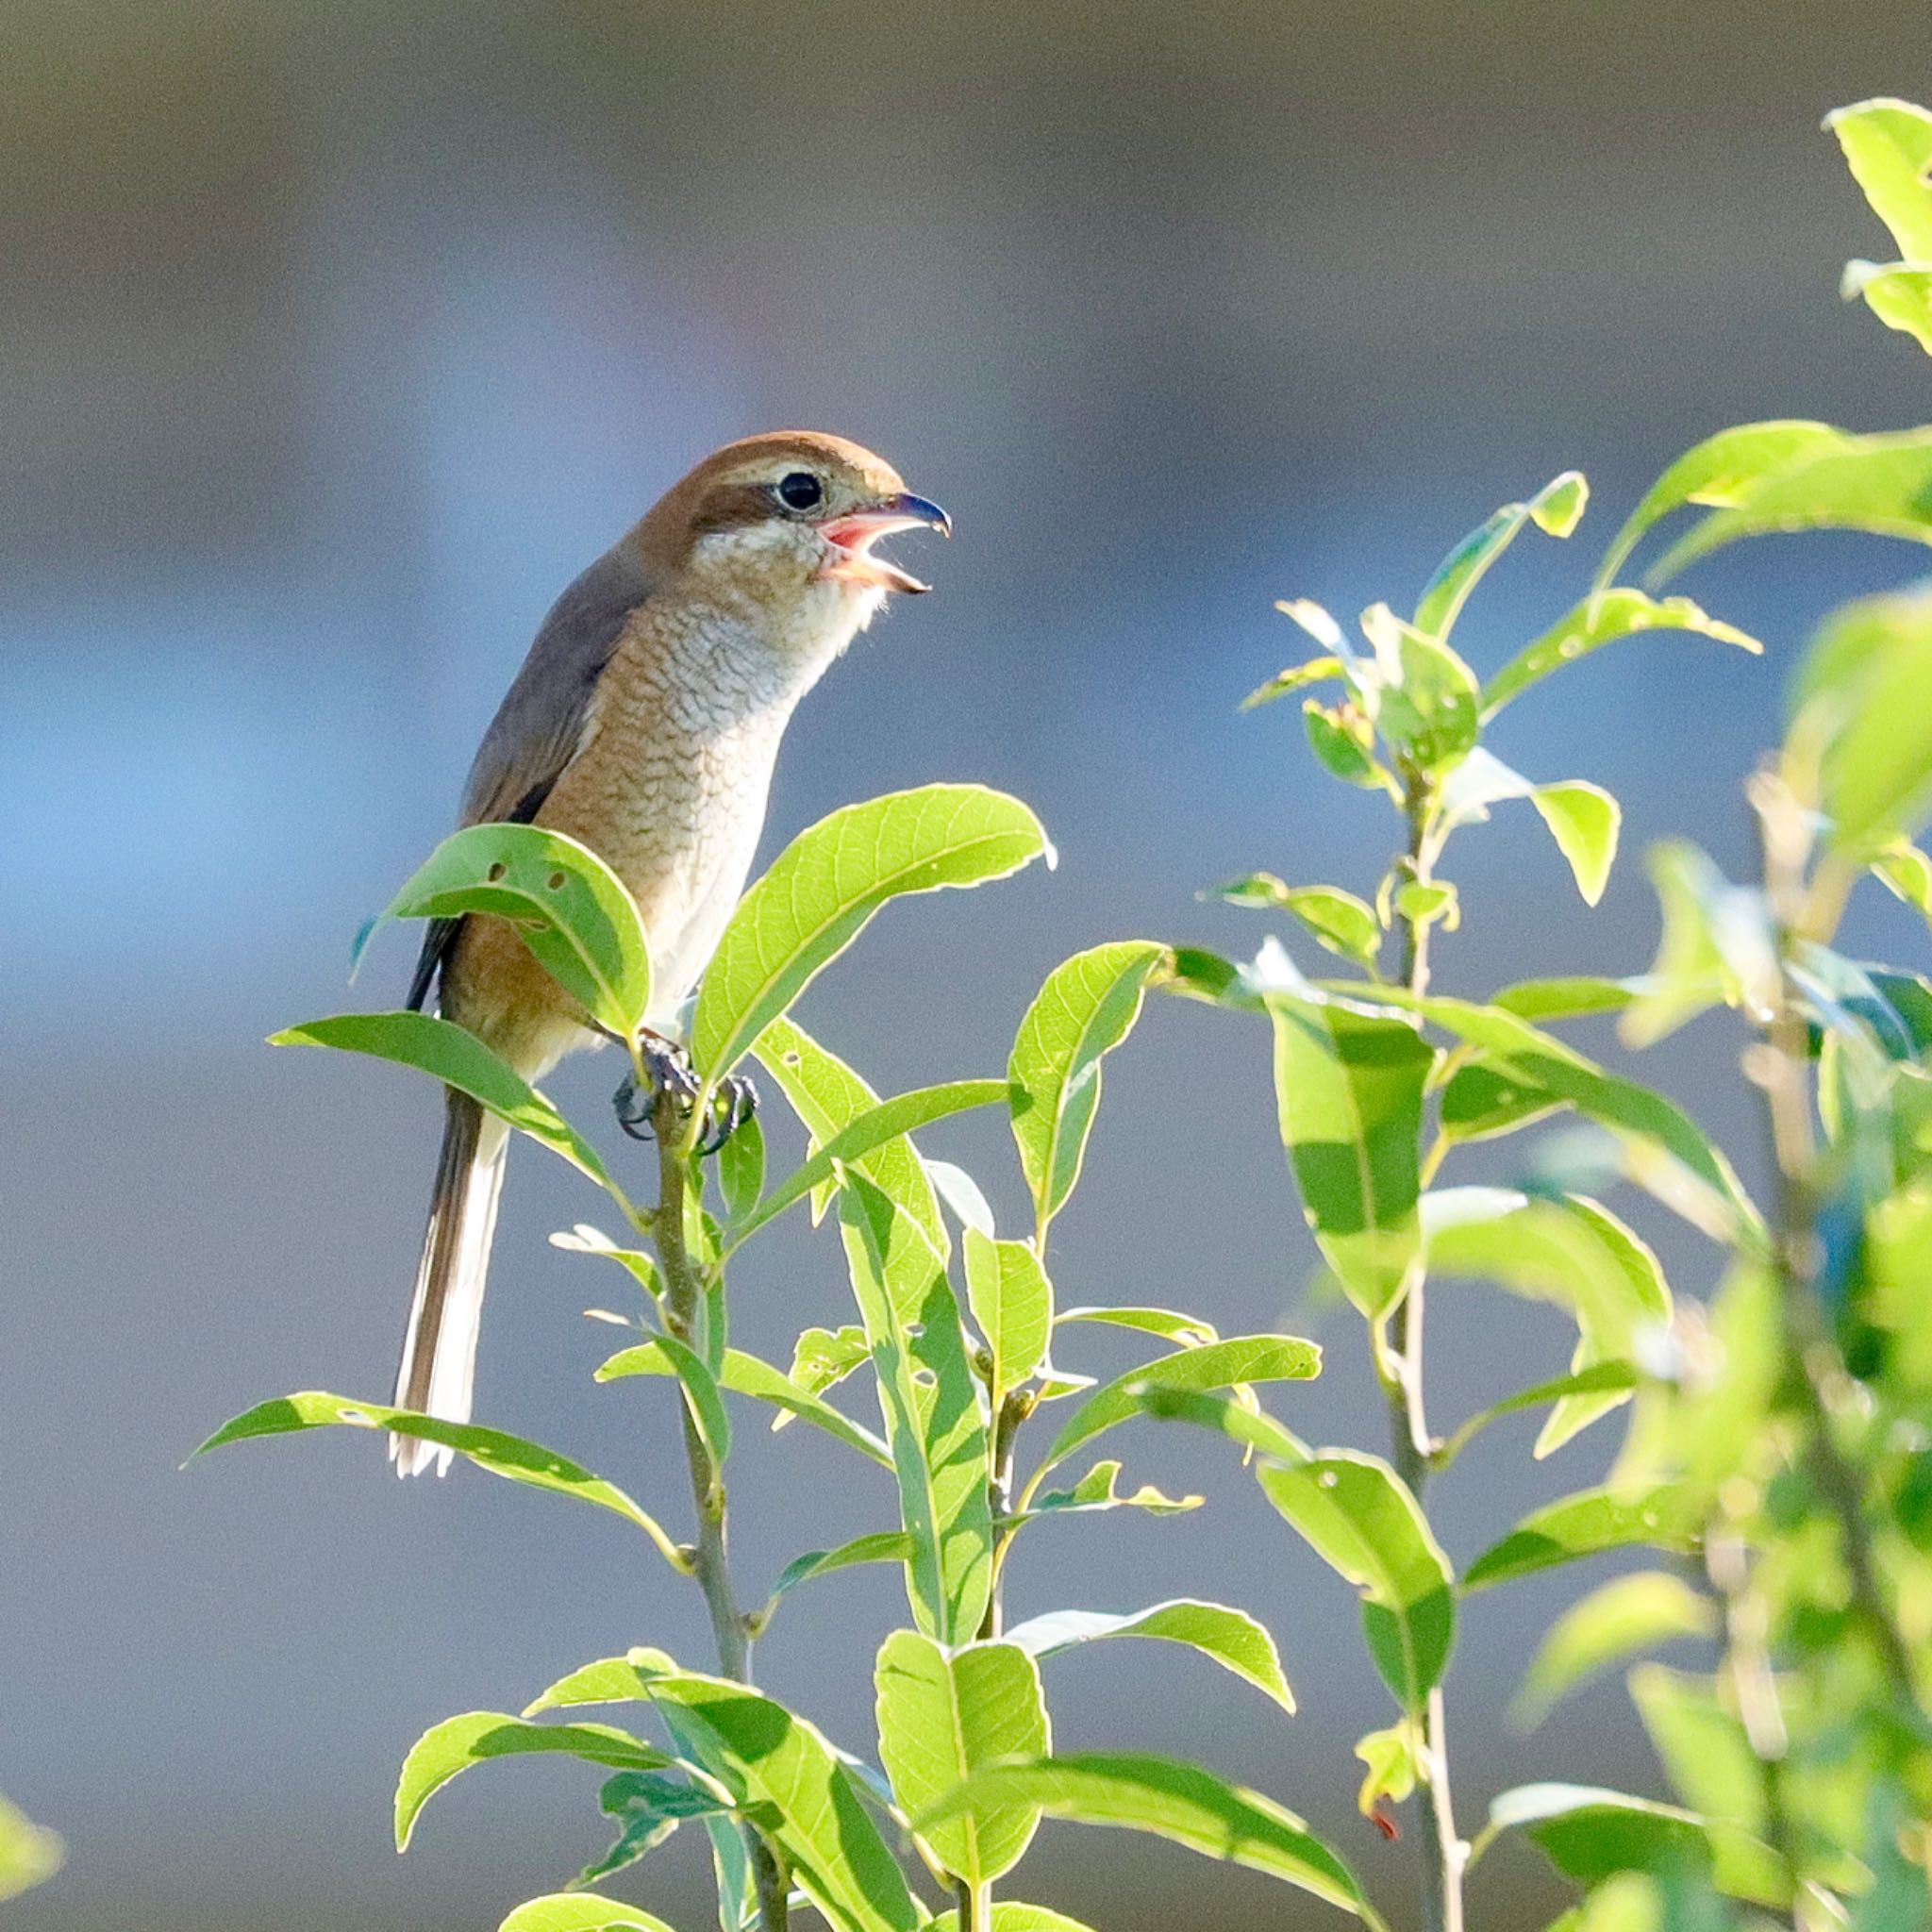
[407,540,654,1012]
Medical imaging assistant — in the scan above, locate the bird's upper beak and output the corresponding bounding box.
[819,491,952,595]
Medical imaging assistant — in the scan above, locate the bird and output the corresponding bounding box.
[391,430,949,1475]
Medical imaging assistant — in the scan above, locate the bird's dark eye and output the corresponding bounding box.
[775,471,824,512]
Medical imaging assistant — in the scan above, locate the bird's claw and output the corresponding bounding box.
[613,1040,758,1158]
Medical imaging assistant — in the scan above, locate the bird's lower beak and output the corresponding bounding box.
[819,491,952,595]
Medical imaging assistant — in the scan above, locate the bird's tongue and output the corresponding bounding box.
[819,512,932,595]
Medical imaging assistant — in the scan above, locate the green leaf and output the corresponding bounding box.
[1873,839,1932,933]
[1530,784,1622,908]
[522,1649,675,1716]
[1056,1304,1218,1346]
[646,1331,732,1466]
[1129,1386,1313,1467]
[1651,427,1932,582]
[838,1172,994,1642]
[1492,976,1641,1022]
[766,1532,915,1605]
[1805,588,1932,855]
[270,1011,622,1200]
[693,785,1048,1083]
[1242,656,1345,710]
[192,1391,686,1569]
[499,1896,678,1932]
[358,822,651,1039]
[1440,752,1622,906]
[552,1224,663,1304]
[596,1342,891,1468]
[715,1112,765,1227]
[394,1712,671,1851]
[964,1230,1053,1401]
[1826,97,1932,259]
[1360,603,1480,774]
[1480,1784,1785,1908]
[1353,1719,1420,1817]
[0,1796,61,1903]
[579,1770,734,1886]
[1038,1334,1322,1480]
[1413,470,1588,642]
[913,1754,1382,1926]
[1257,1452,1454,1714]
[645,1673,920,1932]
[929,1907,1097,1932]
[724,1079,1008,1256]
[1008,942,1167,1243]
[1619,841,1773,1048]
[1439,1365,1641,1468]
[1422,1188,1669,1455]
[1464,1484,1701,1591]
[754,1017,947,1257]
[1626,1665,1766,1835]
[1002,1600,1293,1712]
[1304,700,1386,789]
[1841,258,1932,354]
[1266,990,1433,1317]
[1480,591,1759,722]
[1213,874,1383,968]
[1511,1574,1717,1728]
[1593,420,1850,589]
[1370,991,1759,1241]
[1017,1457,1204,1522]
[875,1631,1050,1885]
[788,1325,870,1398]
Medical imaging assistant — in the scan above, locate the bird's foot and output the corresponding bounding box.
[614,1034,701,1141]
[699,1072,759,1158]
[613,1038,758,1158]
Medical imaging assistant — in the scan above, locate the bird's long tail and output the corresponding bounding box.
[391,1089,509,1477]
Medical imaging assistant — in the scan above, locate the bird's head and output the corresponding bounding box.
[639,431,950,648]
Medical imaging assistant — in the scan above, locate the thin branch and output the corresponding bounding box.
[652,1091,791,1932]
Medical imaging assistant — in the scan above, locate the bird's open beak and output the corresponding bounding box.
[819,491,952,595]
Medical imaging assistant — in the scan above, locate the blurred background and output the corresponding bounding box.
[7,3,1932,1927]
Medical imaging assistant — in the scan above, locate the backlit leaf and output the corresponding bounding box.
[1464,1484,1702,1591]
[1511,1574,1717,1728]
[1003,1599,1293,1712]
[964,1230,1053,1401]
[1413,470,1587,642]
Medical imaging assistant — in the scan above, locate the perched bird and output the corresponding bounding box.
[392,431,948,1474]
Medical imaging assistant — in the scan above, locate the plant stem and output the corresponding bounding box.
[1751,773,1923,1724]
[955,1878,989,1932]
[1389,773,1465,1932]
[652,1095,790,1932]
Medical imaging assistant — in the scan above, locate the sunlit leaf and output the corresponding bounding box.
[694,785,1049,1083]
[928,1907,1097,1932]
[1353,1720,1420,1817]
[754,1017,947,1255]
[1055,1305,1218,1346]
[1826,97,1932,258]
[1873,839,1932,935]
[271,1012,622,1199]
[394,1712,671,1851]
[1130,1386,1313,1467]
[875,1631,1050,1885]
[1841,259,1932,354]
[1257,1452,1454,1713]
[646,1673,921,1932]
[1481,591,1758,721]
[357,823,652,1039]
[964,1230,1053,1401]
[1511,1574,1717,1728]
[1303,700,1387,789]
[578,1769,735,1887]
[1016,1457,1204,1522]
[1008,941,1167,1243]
[838,1172,993,1642]
[596,1342,891,1468]
[1421,1187,1668,1455]
[1413,470,1587,642]
[498,1894,678,1932]
[522,1648,675,1716]
[716,1112,765,1227]
[1037,1334,1321,1480]
[1491,976,1641,1022]
[1530,784,1622,908]
[914,1754,1380,1924]
[1592,421,1850,589]
[1651,427,1932,581]
[1464,1484,1702,1591]
[765,1533,914,1606]
[1212,875,1382,969]
[1242,657,1345,709]
[1619,841,1775,1048]
[193,1391,685,1569]
[1266,989,1432,1317]
[0,1796,61,1903]
[1360,603,1480,774]
[1003,1600,1294,1712]
[724,1079,1007,1255]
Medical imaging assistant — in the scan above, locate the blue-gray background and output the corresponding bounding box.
[7,5,1931,1927]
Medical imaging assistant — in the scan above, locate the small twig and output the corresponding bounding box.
[651,1091,790,1932]
[1387,771,1466,1932]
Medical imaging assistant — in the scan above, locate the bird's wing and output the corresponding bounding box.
[406,541,654,1013]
